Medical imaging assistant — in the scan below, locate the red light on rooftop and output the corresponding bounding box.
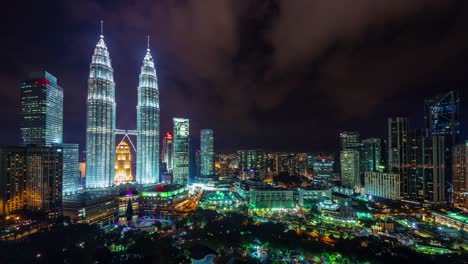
[156,185,164,191]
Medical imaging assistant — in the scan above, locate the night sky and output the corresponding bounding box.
[1,0,468,153]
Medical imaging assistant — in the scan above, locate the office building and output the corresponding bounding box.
[86,32,116,188]
[313,156,334,187]
[200,129,214,178]
[432,136,446,205]
[361,138,383,172]
[238,150,257,172]
[340,132,360,150]
[173,118,190,187]
[162,133,173,172]
[424,91,460,145]
[62,144,79,195]
[20,71,63,146]
[452,141,467,209]
[63,191,118,225]
[340,149,360,190]
[408,129,432,201]
[425,91,460,203]
[388,117,410,197]
[365,172,401,200]
[136,42,160,184]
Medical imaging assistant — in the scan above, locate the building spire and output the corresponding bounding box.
[100,20,104,38]
[147,35,150,52]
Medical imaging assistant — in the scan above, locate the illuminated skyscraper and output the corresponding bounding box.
[62,144,79,195]
[361,138,383,172]
[115,141,133,184]
[173,118,189,187]
[425,90,460,145]
[136,39,160,184]
[425,91,460,203]
[200,129,214,178]
[340,132,360,150]
[86,29,116,188]
[388,117,409,197]
[162,133,174,172]
[20,71,63,146]
[340,149,360,190]
[313,155,334,187]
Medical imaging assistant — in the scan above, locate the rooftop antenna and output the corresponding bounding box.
[147,35,150,51]
[100,20,104,38]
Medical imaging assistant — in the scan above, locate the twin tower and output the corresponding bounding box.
[86,32,159,188]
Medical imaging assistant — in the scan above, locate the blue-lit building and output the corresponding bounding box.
[86,33,116,188]
[425,90,460,204]
[200,129,214,178]
[20,71,63,146]
[424,90,460,145]
[62,144,80,195]
[173,118,190,187]
[136,42,160,184]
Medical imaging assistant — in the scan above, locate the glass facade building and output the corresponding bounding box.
[200,129,214,178]
[86,34,116,188]
[173,118,190,187]
[388,117,409,197]
[313,156,334,187]
[162,133,173,172]
[20,71,63,146]
[61,143,79,195]
[361,138,383,173]
[136,46,160,184]
[340,149,360,190]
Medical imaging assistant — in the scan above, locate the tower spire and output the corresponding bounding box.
[147,35,150,51]
[100,20,104,38]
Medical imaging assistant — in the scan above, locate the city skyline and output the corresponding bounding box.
[2,1,468,153]
[1,2,468,262]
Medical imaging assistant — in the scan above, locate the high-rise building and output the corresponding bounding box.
[200,129,214,178]
[162,133,174,172]
[452,141,467,209]
[340,149,360,190]
[425,91,460,203]
[365,172,401,200]
[238,150,257,172]
[388,117,410,197]
[62,144,79,195]
[25,146,63,218]
[432,136,446,205]
[313,155,334,187]
[173,118,190,187]
[409,129,432,202]
[296,153,308,176]
[115,141,133,184]
[424,91,460,145]
[20,71,63,146]
[0,146,63,218]
[136,41,160,184]
[361,138,383,173]
[340,132,360,150]
[86,32,116,188]
[0,147,27,216]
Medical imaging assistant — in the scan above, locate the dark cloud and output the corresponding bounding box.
[1,0,467,152]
